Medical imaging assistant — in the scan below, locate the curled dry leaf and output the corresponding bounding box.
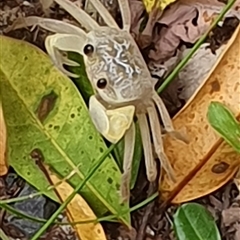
[148,0,240,63]
[160,25,240,203]
[0,102,8,176]
[44,165,107,240]
[178,43,226,101]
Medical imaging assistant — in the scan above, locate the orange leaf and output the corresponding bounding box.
[160,25,240,203]
[0,102,8,176]
[45,165,107,240]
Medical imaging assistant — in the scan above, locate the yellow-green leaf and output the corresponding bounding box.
[0,36,130,224]
[143,0,177,12]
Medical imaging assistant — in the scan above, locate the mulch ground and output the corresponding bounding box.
[1,1,240,240]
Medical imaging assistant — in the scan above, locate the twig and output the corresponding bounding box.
[136,182,157,240]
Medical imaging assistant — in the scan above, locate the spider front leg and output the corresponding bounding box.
[45,33,86,77]
[120,122,136,202]
[147,104,176,182]
[117,0,131,31]
[54,0,99,30]
[137,113,157,182]
[5,16,87,37]
[87,0,131,31]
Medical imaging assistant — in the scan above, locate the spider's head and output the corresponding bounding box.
[82,27,151,106]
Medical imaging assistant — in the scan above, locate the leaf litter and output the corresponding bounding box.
[1,0,240,239]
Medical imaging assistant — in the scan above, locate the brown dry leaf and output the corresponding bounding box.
[45,165,107,240]
[160,25,240,203]
[149,0,240,63]
[0,101,8,176]
[178,43,226,101]
[129,0,145,30]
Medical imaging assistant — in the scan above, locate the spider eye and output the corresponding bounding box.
[83,44,94,56]
[97,78,107,89]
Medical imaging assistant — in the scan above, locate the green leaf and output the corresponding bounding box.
[0,36,130,224]
[173,203,221,240]
[66,52,94,103]
[207,101,240,153]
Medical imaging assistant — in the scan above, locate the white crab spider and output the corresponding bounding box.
[12,0,188,202]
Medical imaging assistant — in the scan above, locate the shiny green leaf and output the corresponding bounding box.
[173,203,221,240]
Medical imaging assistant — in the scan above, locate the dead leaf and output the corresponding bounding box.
[234,167,240,194]
[0,101,8,176]
[160,25,240,203]
[149,0,240,63]
[129,0,145,29]
[180,0,240,18]
[235,225,240,240]
[222,208,240,227]
[178,43,226,101]
[45,165,107,240]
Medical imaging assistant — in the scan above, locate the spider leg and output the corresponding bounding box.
[152,92,189,143]
[117,0,131,31]
[88,0,119,29]
[120,122,135,203]
[4,16,87,36]
[137,113,157,182]
[147,104,176,182]
[45,33,86,77]
[54,0,99,31]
